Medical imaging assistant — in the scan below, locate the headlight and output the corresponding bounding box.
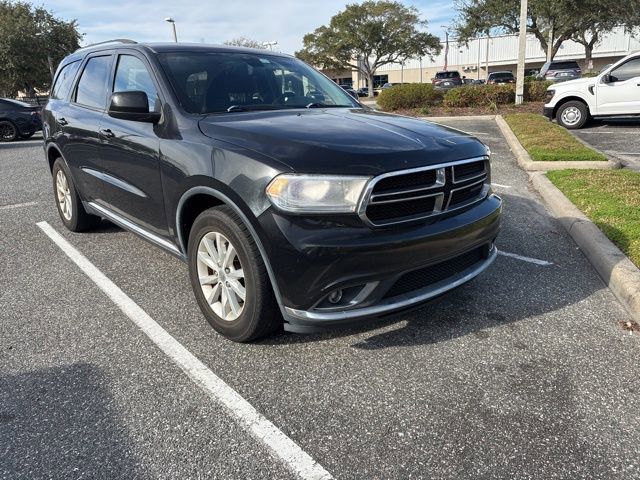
[266,174,370,213]
[546,89,555,102]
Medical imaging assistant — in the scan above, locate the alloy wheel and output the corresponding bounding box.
[55,170,73,221]
[196,231,246,321]
[0,122,16,141]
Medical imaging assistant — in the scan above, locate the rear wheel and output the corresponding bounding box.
[188,206,281,342]
[0,120,18,142]
[51,158,101,231]
[556,100,589,129]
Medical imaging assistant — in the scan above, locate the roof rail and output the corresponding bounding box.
[77,39,138,50]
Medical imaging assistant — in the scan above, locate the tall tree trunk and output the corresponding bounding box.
[368,72,375,98]
[584,44,594,72]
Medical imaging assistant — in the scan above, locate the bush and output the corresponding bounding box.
[377,83,443,111]
[442,81,553,108]
[443,84,514,108]
[524,80,553,101]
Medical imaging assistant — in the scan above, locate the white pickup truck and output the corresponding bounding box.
[544,51,640,129]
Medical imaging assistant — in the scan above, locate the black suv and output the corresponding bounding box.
[43,40,502,342]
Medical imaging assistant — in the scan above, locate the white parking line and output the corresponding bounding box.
[491,183,512,189]
[498,249,553,266]
[36,221,333,480]
[0,201,38,210]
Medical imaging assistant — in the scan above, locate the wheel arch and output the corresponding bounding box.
[553,96,590,119]
[175,186,288,319]
[46,143,63,173]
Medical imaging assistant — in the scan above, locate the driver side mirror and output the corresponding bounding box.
[108,91,160,123]
[602,73,612,83]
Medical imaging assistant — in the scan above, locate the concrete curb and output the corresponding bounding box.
[495,115,621,171]
[421,115,496,122]
[530,172,640,322]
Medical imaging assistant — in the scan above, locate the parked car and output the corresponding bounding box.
[487,71,516,84]
[536,60,582,83]
[462,78,476,85]
[43,40,501,341]
[0,98,42,141]
[524,68,540,78]
[432,71,462,89]
[339,84,358,99]
[544,51,640,129]
[380,82,395,90]
[356,87,377,97]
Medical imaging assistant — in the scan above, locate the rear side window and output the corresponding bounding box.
[490,72,513,79]
[113,55,159,112]
[75,55,112,109]
[610,58,640,82]
[51,61,81,100]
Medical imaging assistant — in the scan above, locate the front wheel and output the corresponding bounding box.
[556,101,589,129]
[188,206,281,342]
[51,158,101,231]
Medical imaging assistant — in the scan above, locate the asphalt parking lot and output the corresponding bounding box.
[2,122,640,480]
[571,119,640,170]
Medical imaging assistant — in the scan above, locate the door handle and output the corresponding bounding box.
[99,128,115,138]
[58,117,68,126]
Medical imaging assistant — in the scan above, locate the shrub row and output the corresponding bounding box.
[442,81,553,108]
[377,80,553,111]
[376,83,443,111]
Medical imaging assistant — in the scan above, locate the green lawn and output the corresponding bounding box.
[504,113,607,162]
[547,169,640,267]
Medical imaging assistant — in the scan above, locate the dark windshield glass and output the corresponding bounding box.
[158,52,358,114]
[435,71,460,79]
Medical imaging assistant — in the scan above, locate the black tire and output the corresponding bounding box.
[51,158,101,232]
[0,120,18,142]
[188,206,281,342]
[556,100,589,129]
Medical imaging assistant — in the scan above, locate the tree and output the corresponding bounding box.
[295,1,441,97]
[570,2,640,71]
[0,1,82,97]
[223,37,266,49]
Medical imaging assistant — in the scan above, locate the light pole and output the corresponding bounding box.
[515,0,528,104]
[441,26,449,71]
[262,41,278,51]
[165,17,177,42]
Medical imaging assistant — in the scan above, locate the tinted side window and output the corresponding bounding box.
[610,58,640,82]
[551,61,580,70]
[113,55,159,111]
[75,55,112,109]
[51,61,81,100]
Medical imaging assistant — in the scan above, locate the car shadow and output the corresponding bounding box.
[0,363,142,478]
[260,191,614,348]
[582,118,640,129]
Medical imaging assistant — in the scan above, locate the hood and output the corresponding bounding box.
[551,77,593,90]
[198,108,488,175]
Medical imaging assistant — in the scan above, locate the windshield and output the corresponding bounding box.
[158,52,359,114]
[550,61,580,70]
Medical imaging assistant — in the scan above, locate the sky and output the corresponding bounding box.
[39,0,455,54]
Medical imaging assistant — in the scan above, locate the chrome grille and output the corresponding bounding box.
[358,157,490,227]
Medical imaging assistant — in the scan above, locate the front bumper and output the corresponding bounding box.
[543,106,554,120]
[257,194,502,329]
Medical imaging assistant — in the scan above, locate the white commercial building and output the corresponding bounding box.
[329,27,640,88]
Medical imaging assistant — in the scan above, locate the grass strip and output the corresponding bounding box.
[504,113,607,162]
[547,169,640,267]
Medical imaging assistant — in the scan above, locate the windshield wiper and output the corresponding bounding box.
[224,105,282,113]
[305,102,326,108]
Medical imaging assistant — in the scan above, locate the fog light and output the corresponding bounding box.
[327,289,343,304]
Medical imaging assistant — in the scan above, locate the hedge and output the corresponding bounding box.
[377,81,553,111]
[442,81,553,108]
[377,83,444,111]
